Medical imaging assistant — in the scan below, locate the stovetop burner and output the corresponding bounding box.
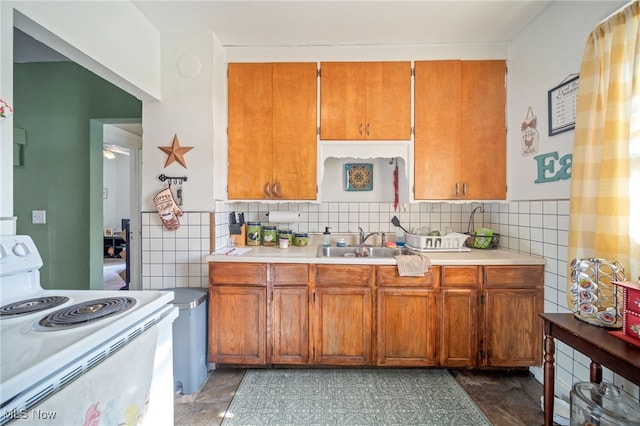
[0,296,70,317]
[37,297,136,331]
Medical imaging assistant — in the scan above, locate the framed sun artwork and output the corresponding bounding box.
[344,163,373,191]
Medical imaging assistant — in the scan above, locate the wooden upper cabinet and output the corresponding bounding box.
[228,62,317,200]
[414,60,506,200]
[414,60,461,200]
[320,61,411,140]
[461,61,507,200]
[272,63,318,200]
[228,63,273,200]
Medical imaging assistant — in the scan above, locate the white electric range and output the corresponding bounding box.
[0,235,177,425]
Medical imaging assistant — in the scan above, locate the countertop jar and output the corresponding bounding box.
[262,225,277,246]
[246,222,261,246]
[278,228,293,245]
[294,232,309,247]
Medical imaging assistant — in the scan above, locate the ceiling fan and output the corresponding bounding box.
[103,144,130,159]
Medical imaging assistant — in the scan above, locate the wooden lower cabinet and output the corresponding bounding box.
[481,265,544,367]
[209,262,543,369]
[440,266,480,367]
[377,288,437,366]
[271,264,311,364]
[272,286,309,364]
[209,285,267,364]
[314,265,374,365]
[376,266,439,366]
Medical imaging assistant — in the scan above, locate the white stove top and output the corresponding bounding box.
[0,235,174,411]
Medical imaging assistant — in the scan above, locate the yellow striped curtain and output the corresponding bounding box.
[567,0,640,308]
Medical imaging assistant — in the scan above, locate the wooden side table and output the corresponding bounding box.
[540,313,640,426]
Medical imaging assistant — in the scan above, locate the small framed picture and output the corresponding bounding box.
[548,75,579,136]
[104,228,113,237]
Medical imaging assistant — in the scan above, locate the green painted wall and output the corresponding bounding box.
[13,62,141,290]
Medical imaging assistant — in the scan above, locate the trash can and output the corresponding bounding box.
[167,288,208,395]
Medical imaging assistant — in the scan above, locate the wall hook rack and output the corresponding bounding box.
[158,174,188,185]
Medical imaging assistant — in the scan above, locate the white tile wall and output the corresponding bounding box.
[141,198,639,400]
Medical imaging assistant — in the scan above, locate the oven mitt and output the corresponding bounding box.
[153,187,183,230]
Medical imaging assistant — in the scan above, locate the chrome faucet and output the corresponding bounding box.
[358,227,385,246]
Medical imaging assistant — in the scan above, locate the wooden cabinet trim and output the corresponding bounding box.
[209,262,268,285]
[377,265,440,287]
[272,264,311,286]
[441,266,482,287]
[484,265,544,288]
[315,264,374,287]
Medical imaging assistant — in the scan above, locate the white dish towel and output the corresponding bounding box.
[395,254,432,276]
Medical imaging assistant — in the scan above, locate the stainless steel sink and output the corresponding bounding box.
[316,245,412,258]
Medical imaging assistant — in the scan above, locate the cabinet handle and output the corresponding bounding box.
[264,182,271,197]
[455,182,460,196]
[463,182,467,195]
[359,123,364,136]
[366,123,371,136]
[272,181,280,198]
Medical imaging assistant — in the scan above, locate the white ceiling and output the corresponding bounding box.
[132,1,552,46]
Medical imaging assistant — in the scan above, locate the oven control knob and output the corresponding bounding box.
[12,242,29,257]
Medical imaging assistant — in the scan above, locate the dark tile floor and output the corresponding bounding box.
[175,368,545,425]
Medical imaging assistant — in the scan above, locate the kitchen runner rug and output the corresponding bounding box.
[221,369,491,425]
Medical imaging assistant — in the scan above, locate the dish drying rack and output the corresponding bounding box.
[405,233,470,252]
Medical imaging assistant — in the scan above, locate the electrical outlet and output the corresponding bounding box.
[32,210,46,224]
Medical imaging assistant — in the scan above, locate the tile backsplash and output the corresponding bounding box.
[140,198,638,400]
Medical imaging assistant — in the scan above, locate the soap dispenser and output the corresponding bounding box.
[323,227,332,247]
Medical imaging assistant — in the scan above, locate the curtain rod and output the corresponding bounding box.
[598,0,636,25]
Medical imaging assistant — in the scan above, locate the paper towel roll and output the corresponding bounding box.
[268,211,300,224]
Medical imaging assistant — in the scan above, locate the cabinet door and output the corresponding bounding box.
[414,60,462,199]
[209,286,267,364]
[440,266,481,367]
[414,60,506,200]
[314,287,372,365]
[320,62,367,140]
[482,288,542,367]
[272,287,309,364]
[365,61,412,140]
[441,288,478,367]
[320,62,411,140]
[377,288,437,366]
[272,63,317,200]
[460,60,506,199]
[228,63,273,199]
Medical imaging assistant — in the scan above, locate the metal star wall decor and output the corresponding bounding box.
[158,134,194,168]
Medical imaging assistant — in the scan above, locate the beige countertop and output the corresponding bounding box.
[206,244,545,266]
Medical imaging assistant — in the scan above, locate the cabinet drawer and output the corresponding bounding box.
[316,265,373,287]
[484,265,543,288]
[442,266,482,287]
[273,264,311,286]
[209,262,268,285]
[377,266,439,287]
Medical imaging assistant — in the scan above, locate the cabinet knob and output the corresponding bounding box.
[272,181,280,198]
[264,182,271,197]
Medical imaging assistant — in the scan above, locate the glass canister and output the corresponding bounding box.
[570,382,640,425]
[294,232,309,247]
[278,229,293,245]
[261,225,277,246]
[246,222,261,246]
